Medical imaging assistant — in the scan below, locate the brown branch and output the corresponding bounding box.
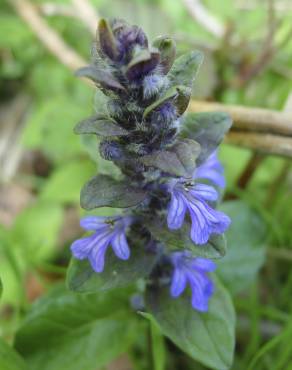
[8,0,86,71]
[188,100,292,137]
[237,153,265,189]
[71,0,99,36]
[39,3,76,18]
[181,0,225,38]
[237,0,278,86]
[225,132,292,158]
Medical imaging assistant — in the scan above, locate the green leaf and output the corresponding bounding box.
[168,51,204,88]
[152,36,176,74]
[76,66,125,92]
[146,220,226,259]
[145,277,235,370]
[175,86,192,115]
[67,243,158,293]
[80,174,147,210]
[140,313,166,370]
[74,115,129,136]
[15,285,138,370]
[141,139,200,178]
[21,96,86,164]
[218,201,267,294]
[40,159,96,204]
[0,338,28,370]
[0,276,3,301]
[182,112,232,164]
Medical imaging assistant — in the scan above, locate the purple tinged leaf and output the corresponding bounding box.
[80,174,148,210]
[98,18,120,61]
[126,49,160,81]
[74,115,129,137]
[75,66,125,93]
[141,138,200,178]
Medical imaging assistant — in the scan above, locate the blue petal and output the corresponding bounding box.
[196,168,225,188]
[70,234,98,260]
[190,183,218,202]
[111,231,130,260]
[88,243,108,273]
[87,230,113,272]
[188,198,230,244]
[80,216,109,231]
[167,192,187,230]
[195,151,226,188]
[188,271,214,312]
[191,257,216,273]
[170,268,187,297]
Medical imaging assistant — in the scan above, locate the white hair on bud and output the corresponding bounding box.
[143,74,167,99]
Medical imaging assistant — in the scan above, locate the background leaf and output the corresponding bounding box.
[140,312,166,370]
[0,338,28,370]
[40,159,96,204]
[15,285,138,370]
[217,201,267,294]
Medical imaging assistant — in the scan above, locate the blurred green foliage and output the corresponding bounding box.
[1,0,292,369]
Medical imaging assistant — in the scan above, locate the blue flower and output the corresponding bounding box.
[71,216,132,273]
[194,151,225,188]
[167,180,230,244]
[170,251,216,312]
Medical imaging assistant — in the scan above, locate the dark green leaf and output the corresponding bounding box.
[181,111,232,164]
[76,66,125,92]
[218,201,267,294]
[74,115,129,136]
[80,174,147,210]
[168,51,203,88]
[0,338,28,370]
[15,285,138,370]
[175,86,192,115]
[67,243,158,293]
[145,277,235,370]
[141,138,200,178]
[152,36,176,74]
[146,220,226,259]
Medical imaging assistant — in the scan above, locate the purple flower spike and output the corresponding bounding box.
[170,251,216,312]
[194,151,226,188]
[71,216,132,273]
[167,181,230,244]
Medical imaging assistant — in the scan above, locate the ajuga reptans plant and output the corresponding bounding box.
[68,19,232,313]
